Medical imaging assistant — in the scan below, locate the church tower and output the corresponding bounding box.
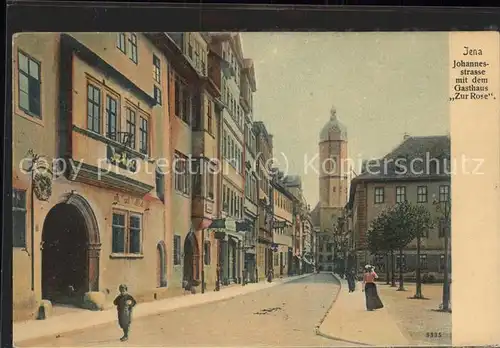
[318,106,348,235]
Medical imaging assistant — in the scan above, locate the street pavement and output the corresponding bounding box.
[318,276,409,346]
[18,273,353,347]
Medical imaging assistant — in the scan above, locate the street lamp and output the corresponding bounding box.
[432,193,451,312]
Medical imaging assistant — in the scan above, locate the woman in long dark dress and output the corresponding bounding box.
[362,265,383,311]
[113,284,137,341]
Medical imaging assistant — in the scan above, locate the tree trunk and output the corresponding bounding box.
[397,248,405,291]
[385,253,390,285]
[415,235,423,298]
[390,250,396,287]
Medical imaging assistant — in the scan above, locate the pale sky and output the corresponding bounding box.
[240,32,450,206]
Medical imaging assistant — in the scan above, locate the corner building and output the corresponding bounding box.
[12,33,169,320]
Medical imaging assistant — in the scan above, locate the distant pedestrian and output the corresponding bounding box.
[362,265,383,311]
[346,269,356,292]
[113,284,137,341]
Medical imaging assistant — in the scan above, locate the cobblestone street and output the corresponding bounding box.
[19,274,351,347]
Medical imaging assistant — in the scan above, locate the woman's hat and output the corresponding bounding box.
[364,264,372,269]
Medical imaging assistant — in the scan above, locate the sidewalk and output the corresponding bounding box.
[317,274,410,346]
[14,274,311,344]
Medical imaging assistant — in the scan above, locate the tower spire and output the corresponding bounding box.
[330,105,337,120]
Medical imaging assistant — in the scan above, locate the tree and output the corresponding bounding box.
[405,203,434,299]
[368,201,433,292]
[367,211,391,284]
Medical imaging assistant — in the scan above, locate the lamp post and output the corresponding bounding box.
[433,193,451,312]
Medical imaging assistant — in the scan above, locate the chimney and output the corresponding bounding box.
[403,132,410,140]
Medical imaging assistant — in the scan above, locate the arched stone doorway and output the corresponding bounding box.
[41,193,100,305]
[183,232,199,283]
[156,241,167,288]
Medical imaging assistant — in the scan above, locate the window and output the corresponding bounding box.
[12,189,27,248]
[117,33,127,53]
[106,95,118,140]
[191,159,202,196]
[174,75,191,125]
[156,167,165,202]
[374,187,384,204]
[417,186,428,203]
[396,254,406,270]
[129,33,138,63]
[207,166,215,200]
[182,88,191,124]
[319,255,323,262]
[327,243,333,253]
[87,84,101,133]
[18,51,41,117]
[154,86,162,105]
[153,55,161,83]
[439,185,450,202]
[125,108,136,149]
[327,255,332,262]
[419,254,428,269]
[139,116,149,155]
[438,218,448,238]
[174,152,190,195]
[204,241,211,265]
[173,235,181,265]
[112,210,143,254]
[396,186,406,203]
[207,99,213,134]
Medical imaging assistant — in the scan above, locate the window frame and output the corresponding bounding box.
[128,33,138,64]
[439,185,450,202]
[12,188,27,248]
[105,95,119,141]
[139,115,149,155]
[87,83,102,134]
[374,187,384,204]
[117,33,127,53]
[395,186,406,203]
[173,235,181,265]
[174,152,191,196]
[417,185,428,203]
[17,50,42,119]
[111,209,143,255]
[153,85,162,105]
[153,54,161,83]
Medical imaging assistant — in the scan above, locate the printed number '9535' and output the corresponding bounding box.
[426,332,443,338]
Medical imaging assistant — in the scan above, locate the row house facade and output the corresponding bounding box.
[242,59,258,283]
[253,121,273,281]
[11,32,311,322]
[347,135,451,278]
[12,32,170,320]
[270,171,295,277]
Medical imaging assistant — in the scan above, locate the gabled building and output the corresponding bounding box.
[12,32,168,319]
[348,135,451,276]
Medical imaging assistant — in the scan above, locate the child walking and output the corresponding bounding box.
[113,284,137,341]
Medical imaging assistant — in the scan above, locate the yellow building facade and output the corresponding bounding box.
[12,32,170,320]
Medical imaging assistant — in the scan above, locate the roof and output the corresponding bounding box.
[283,175,302,188]
[348,135,451,208]
[319,106,348,142]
